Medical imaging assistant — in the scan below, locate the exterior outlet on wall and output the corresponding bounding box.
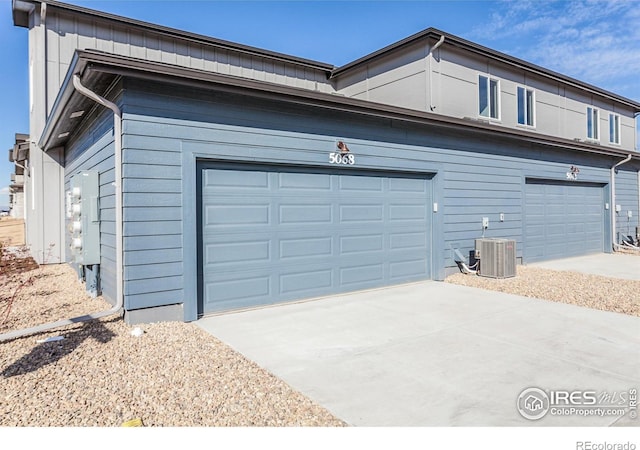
[615,204,622,213]
[499,213,505,222]
[628,210,633,218]
[482,217,489,229]
[433,202,438,213]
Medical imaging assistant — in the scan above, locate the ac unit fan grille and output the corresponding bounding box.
[475,238,516,278]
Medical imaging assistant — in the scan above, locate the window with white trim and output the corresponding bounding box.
[478,75,500,119]
[586,107,599,140]
[609,113,620,144]
[517,86,535,127]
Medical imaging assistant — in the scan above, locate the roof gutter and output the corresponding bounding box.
[0,75,124,342]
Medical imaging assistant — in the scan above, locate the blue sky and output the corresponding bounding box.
[1,0,639,208]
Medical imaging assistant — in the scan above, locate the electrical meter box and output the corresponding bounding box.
[69,171,100,265]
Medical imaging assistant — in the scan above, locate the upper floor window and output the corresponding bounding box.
[609,113,620,144]
[517,86,535,127]
[586,107,599,140]
[479,75,500,119]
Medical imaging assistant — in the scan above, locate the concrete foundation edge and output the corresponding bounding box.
[124,303,184,324]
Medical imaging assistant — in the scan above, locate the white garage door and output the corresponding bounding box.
[199,163,433,314]
[524,180,605,262]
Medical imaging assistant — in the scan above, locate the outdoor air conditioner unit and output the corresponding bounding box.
[475,238,517,278]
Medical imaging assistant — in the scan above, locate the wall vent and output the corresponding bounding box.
[475,238,516,278]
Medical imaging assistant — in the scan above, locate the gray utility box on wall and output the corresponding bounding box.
[475,238,516,278]
[69,171,100,265]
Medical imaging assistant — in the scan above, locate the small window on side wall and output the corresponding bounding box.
[479,75,500,119]
[517,86,535,127]
[609,113,620,144]
[587,107,599,140]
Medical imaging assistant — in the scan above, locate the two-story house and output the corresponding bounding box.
[11,0,640,323]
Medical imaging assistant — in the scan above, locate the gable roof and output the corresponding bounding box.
[331,27,640,112]
[12,0,335,73]
[13,0,640,111]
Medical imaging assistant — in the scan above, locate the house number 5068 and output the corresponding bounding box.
[329,153,355,165]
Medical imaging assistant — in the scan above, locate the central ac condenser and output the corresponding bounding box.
[474,238,516,278]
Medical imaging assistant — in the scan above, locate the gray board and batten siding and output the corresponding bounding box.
[39,4,334,118]
[103,78,632,320]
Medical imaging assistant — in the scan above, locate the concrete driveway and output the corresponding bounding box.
[530,252,640,280]
[197,281,640,426]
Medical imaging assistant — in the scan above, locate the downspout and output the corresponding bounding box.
[611,154,632,251]
[15,161,29,177]
[428,35,445,111]
[0,75,123,342]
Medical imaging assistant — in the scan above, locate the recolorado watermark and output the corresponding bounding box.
[516,387,637,421]
[576,442,636,450]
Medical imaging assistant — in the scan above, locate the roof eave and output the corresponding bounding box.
[41,49,639,161]
[12,0,35,27]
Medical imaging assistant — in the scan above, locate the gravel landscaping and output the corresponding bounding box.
[446,265,640,317]
[3,249,637,427]
[1,263,345,427]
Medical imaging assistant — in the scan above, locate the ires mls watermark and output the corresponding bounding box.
[516,387,638,421]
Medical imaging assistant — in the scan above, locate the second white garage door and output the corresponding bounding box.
[524,180,605,263]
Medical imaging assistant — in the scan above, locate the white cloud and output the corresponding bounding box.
[470,0,640,101]
[0,186,9,195]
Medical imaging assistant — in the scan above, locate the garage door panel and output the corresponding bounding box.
[204,203,270,227]
[390,259,428,279]
[525,181,604,262]
[339,204,384,223]
[280,203,333,224]
[339,234,384,254]
[280,236,333,260]
[200,164,432,314]
[339,263,384,286]
[546,204,565,216]
[279,269,333,295]
[278,172,332,191]
[390,231,428,250]
[205,240,271,265]
[204,275,271,305]
[565,223,586,234]
[339,175,384,192]
[204,169,270,191]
